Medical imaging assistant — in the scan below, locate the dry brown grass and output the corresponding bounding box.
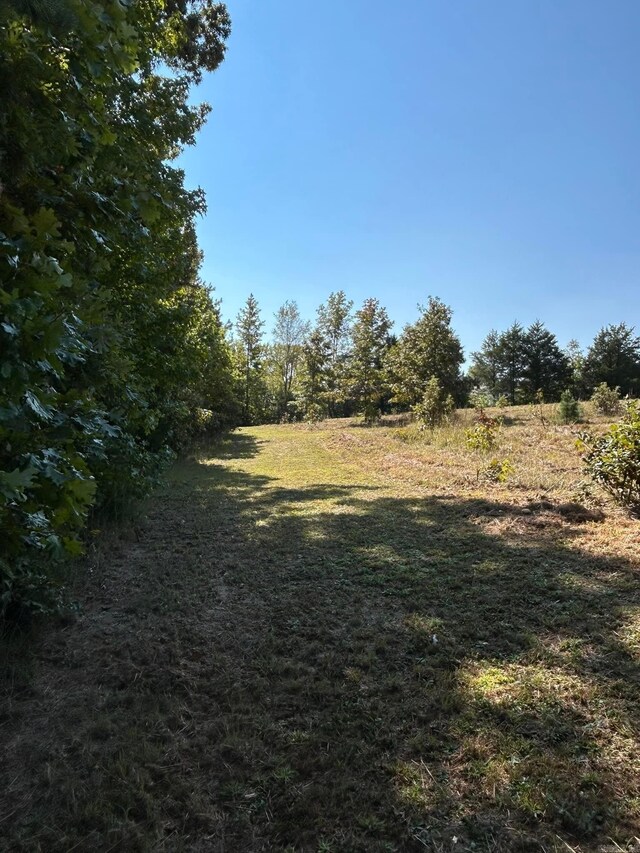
[1,406,639,851]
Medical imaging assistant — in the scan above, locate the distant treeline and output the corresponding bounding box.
[230,292,640,425]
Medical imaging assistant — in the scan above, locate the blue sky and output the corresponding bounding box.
[178,0,640,357]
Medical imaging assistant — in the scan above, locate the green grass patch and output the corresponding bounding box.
[1,418,639,851]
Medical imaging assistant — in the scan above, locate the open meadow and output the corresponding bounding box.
[1,405,639,852]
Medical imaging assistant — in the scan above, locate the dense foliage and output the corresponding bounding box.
[413,376,454,430]
[579,402,640,514]
[470,321,570,404]
[227,292,639,427]
[386,297,464,407]
[591,382,622,416]
[583,323,640,397]
[1,0,236,617]
[349,298,392,423]
[557,390,582,424]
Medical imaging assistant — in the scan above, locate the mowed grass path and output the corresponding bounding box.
[2,419,639,851]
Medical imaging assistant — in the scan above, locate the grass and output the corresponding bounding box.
[1,404,639,851]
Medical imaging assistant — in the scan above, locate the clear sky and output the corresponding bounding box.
[178,0,640,358]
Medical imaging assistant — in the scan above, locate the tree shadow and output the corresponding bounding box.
[348,414,414,428]
[1,455,638,851]
[182,470,638,850]
[203,430,264,459]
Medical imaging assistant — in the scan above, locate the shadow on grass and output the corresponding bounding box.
[1,440,638,852]
[201,430,264,459]
[348,414,414,428]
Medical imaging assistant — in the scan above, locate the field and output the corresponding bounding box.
[1,405,639,852]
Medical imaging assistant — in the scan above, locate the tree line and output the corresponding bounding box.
[1,0,237,617]
[230,292,640,425]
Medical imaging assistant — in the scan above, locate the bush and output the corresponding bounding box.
[590,382,621,416]
[465,409,500,453]
[483,458,514,483]
[466,422,497,453]
[413,377,455,430]
[305,403,326,425]
[578,401,640,513]
[469,387,495,409]
[285,398,304,422]
[557,390,582,424]
[362,401,382,425]
[495,395,509,408]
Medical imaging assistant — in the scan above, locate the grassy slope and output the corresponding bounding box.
[1,406,639,851]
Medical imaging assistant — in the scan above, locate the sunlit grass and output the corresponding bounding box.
[2,411,639,851]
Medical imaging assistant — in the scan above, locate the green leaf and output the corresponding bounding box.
[32,207,60,239]
[24,391,53,421]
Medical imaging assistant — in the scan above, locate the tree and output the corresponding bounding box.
[349,298,393,422]
[413,377,455,429]
[469,330,502,398]
[583,323,640,396]
[300,329,331,419]
[315,291,353,416]
[271,301,308,419]
[386,297,464,406]
[493,323,527,405]
[557,390,582,424]
[521,321,570,402]
[235,294,265,424]
[0,0,235,614]
[565,339,586,398]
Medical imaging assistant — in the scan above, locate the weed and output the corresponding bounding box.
[483,458,514,483]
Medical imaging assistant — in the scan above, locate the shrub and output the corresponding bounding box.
[362,401,382,425]
[413,377,455,430]
[170,407,224,452]
[531,389,549,425]
[469,387,495,409]
[590,382,621,416]
[465,409,500,453]
[91,434,174,521]
[483,458,514,483]
[578,401,640,513]
[285,399,304,422]
[495,395,509,408]
[466,422,497,453]
[305,403,326,425]
[557,390,582,424]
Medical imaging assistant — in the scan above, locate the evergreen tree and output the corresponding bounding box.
[300,329,331,419]
[315,291,353,416]
[493,323,527,405]
[521,321,570,402]
[349,298,393,422]
[235,294,265,424]
[386,297,464,406]
[583,323,640,396]
[557,390,582,424]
